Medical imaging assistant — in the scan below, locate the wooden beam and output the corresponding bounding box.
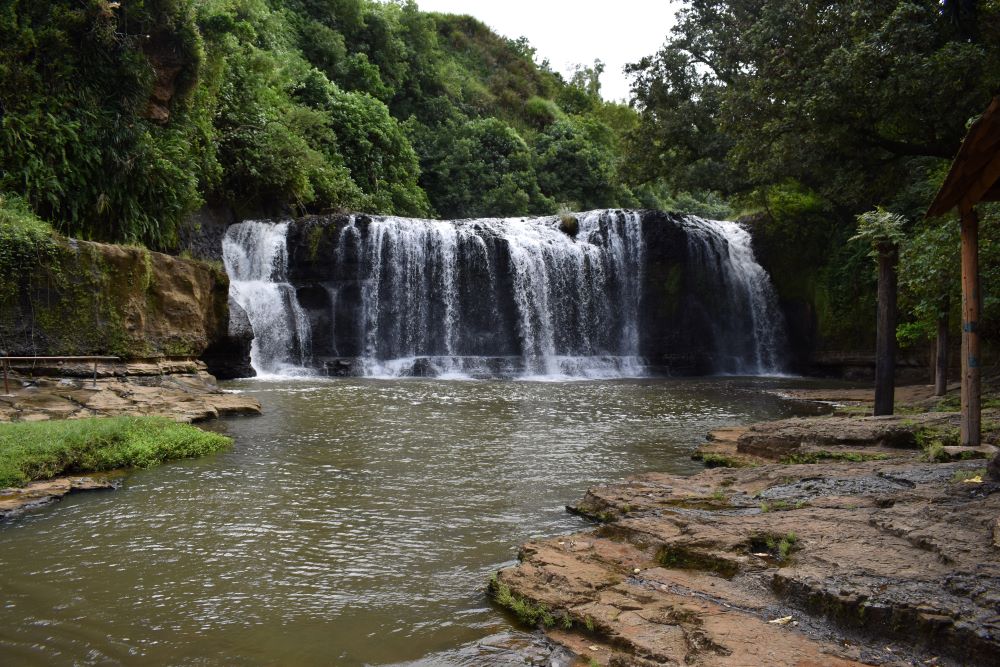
[959,203,981,446]
[964,151,1000,208]
[927,96,1000,217]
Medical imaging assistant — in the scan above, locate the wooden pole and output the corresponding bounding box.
[873,244,898,416]
[934,303,948,397]
[959,204,981,446]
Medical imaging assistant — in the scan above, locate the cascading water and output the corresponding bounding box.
[221,210,788,378]
[337,210,646,378]
[681,217,787,375]
[222,221,313,376]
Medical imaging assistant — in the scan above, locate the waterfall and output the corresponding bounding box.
[339,210,646,378]
[222,221,313,376]
[221,210,788,379]
[681,217,787,375]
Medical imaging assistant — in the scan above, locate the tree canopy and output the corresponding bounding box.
[0,0,649,247]
[626,0,1000,355]
[627,0,1000,211]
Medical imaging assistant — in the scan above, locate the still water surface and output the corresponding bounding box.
[0,378,827,665]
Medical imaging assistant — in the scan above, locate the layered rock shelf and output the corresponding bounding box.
[0,361,260,423]
[0,474,122,519]
[493,410,1000,666]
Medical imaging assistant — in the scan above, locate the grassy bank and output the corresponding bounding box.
[0,417,232,488]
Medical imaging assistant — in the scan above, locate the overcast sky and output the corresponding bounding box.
[412,1,679,102]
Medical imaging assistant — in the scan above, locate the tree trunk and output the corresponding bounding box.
[960,205,981,447]
[874,244,898,416]
[934,303,948,397]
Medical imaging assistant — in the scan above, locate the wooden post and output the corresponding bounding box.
[959,204,981,446]
[874,244,898,416]
[2,359,8,395]
[934,304,948,397]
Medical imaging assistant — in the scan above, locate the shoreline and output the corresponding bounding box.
[491,383,1000,666]
[0,360,261,424]
[0,363,261,517]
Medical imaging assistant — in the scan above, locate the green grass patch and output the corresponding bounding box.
[0,417,232,488]
[747,532,800,562]
[780,450,890,464]
[915,425,960,462]
[656,545,740,578]
[759,499,808,513]
[699,452,756,468]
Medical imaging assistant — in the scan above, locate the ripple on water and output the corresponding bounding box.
[0,376,833,665]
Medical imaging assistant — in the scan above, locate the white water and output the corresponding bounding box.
[222,221,314,376]
[681,217,787,375]
[222,210,786,378]
[342,210,646,378]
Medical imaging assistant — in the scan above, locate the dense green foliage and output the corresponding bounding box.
[627,0,1000,209]
[0,0,650,247]
[0,416,231,488]
[0,194,60,298]
[628,0,1000,353]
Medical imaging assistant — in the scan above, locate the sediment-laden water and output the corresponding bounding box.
[0,377,826,666]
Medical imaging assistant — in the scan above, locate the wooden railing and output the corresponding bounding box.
[0,356,121,394]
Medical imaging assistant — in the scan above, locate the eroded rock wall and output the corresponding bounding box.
[0,237,251,377]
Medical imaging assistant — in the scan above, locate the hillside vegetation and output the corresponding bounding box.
[0,0,663,248]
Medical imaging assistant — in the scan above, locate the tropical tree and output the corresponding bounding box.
[852,207,907,415]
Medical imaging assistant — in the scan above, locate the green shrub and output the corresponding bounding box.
[0,416,232,488]
[0,194,60,296]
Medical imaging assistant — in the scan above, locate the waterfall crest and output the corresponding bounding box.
[222,210,788,379]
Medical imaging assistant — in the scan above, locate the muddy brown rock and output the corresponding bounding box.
[0,474,121,518]
[0,236,253,379]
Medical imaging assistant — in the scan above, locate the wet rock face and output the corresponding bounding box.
[638,210,714,373]
[202,298,255,380]
[0,239,242,364]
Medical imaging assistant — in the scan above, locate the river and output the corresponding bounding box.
[0,377,828,665]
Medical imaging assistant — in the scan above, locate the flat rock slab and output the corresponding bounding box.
[0,474,122,518]
[0,367,260,423]
[770,383,958,406]
[498,458,1000,666]
[736,412,961,458]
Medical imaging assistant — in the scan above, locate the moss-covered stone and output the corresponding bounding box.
[0,235,231,361]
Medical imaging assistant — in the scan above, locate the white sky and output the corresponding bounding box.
[412,1,679,102]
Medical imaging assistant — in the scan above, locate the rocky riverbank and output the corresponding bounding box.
[492,389,1000,666]
[0,360,260,516]
[0,360,260,423]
